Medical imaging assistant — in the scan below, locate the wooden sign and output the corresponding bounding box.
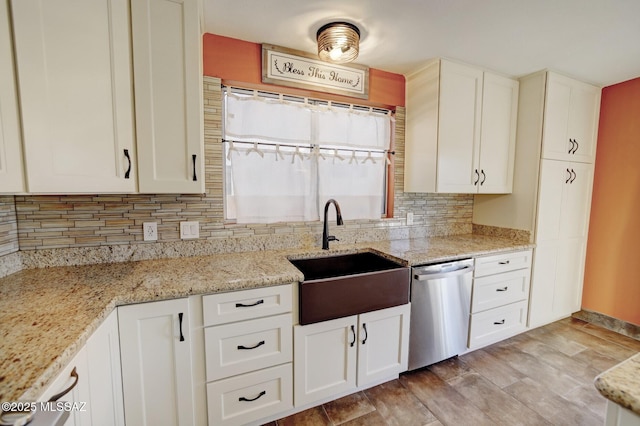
[262,44,369,99]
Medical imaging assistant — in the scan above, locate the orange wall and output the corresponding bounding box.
[203,34,405,108]
[582,76,640,326]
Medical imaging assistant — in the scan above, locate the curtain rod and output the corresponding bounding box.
[221,139,395,156]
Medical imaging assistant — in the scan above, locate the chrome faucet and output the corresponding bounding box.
[322,199,344,250]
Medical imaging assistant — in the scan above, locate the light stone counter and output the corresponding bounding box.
[0,234,532,403]
[595,352,640,416]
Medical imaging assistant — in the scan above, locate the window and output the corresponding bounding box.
[223,87,393,224]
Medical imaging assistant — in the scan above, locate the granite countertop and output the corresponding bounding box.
[595,352,640,415]
[0,234,532,403]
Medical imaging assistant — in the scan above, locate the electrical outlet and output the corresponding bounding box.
[143,222,158,241]
[180,221,199,239]
[407,212,414,226]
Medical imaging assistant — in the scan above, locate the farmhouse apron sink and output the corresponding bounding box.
[290,252,410,325]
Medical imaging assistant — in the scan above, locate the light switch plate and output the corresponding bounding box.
[143,222,158,241]
[407,212,414,226]
[180,221,199,239]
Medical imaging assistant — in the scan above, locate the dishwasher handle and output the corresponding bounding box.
[414,265,474,281]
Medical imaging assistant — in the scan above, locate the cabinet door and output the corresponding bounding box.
[119,299,195,426]
[41,347,91,426]
[0,0,25,193]
[436,60,483,193]
[11,0,136,193]
[542,72,600,163]
[357,304,410,387]
[553,238,587,319]
[529,238,586,327]
[132,0,204,194]
[85,311,125,426]
[293,316,357,407]
[478,73,519,194]
[536,160,593,242]
[560,162,594,240]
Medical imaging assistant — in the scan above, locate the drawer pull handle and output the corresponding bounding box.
[192,154,197,181]
[362,323,368,345]
[350,325,356,347]
[48,367,79,402]
[498,260,510,265]
[178,312,185,342]
[235,299,264,308]
[494,319,506,325]
[238,340,265,350]
[239,390,266,402]
[496,287,508,292]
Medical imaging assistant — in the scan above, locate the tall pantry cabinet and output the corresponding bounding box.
[473,71,601,328]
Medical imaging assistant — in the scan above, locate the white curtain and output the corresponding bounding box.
[225,93,312,144]
[228,145,317,223]
[318,151,386,220]
[315,107,390,150]
[224,89,391,224]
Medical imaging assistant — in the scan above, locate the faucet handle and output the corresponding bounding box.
[328,236,339,242]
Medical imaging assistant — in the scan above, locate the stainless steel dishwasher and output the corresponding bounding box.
[408,258,474,370]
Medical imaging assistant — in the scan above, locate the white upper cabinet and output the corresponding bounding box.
[11,0,137,193]
[0,0,25,193]
[542,72,601,164]
[131,0,204,194]
[478,73,519,193]
[404,59,518,194]
[436,60,484,193]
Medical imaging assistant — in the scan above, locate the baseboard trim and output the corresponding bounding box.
[572,310,640,341]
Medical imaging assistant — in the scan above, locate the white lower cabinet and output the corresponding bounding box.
[469,250,532,349]
[118,298,196,426]
[203,284,294,426]
[294,304,410,407]
[41,347,91,426]
[42,310,124,426]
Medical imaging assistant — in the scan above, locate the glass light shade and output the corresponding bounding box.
[317,22,360,64]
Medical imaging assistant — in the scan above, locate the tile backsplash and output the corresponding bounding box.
[0,77,473,267]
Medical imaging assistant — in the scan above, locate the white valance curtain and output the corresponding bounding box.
[224,89,391,224]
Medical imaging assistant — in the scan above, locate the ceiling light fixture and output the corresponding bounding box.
[316,22,360,64]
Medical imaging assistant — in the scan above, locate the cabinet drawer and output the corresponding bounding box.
[474,249,532,277]
[203,284,292,326]
[469,300,528,349]
[472,269,530,313]
[205,314,292,382]
[207,363,293,426]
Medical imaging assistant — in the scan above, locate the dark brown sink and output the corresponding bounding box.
[290,252,410,325]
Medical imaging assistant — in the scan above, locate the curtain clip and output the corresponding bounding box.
[333,149,345,163]
[292,146,305,163]
[246,142,264,158]
[226,140,239,161]
[275,144,285,161]
[362,151,376,164]
[349,151,357,164]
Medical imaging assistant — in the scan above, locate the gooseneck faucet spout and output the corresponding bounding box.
[322,199,344,250]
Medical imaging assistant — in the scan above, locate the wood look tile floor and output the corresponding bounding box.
[267,318,640,426]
